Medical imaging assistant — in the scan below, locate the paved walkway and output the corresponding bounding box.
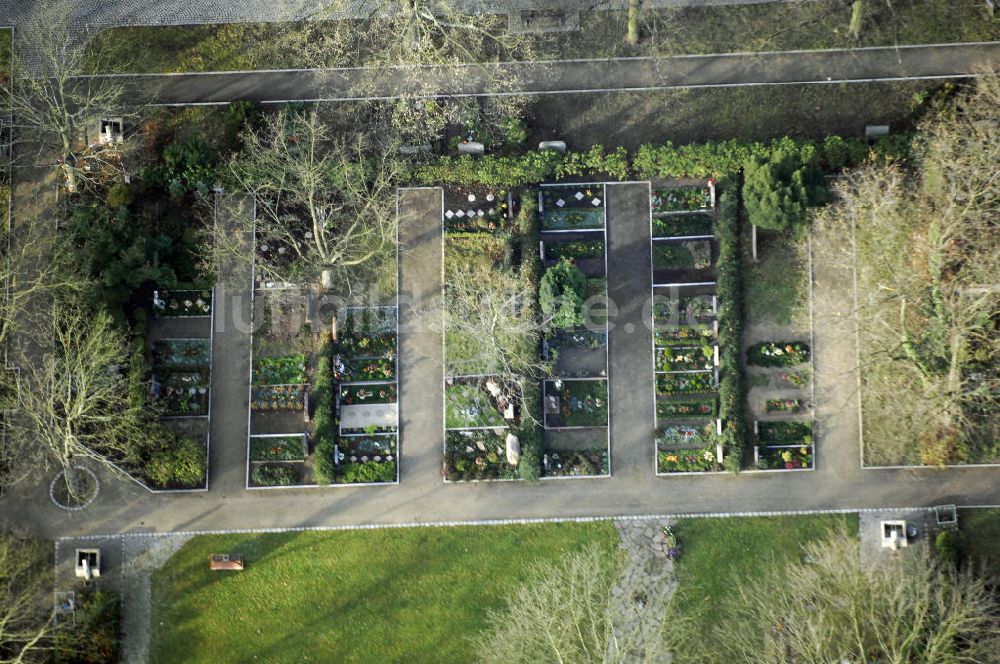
[606,183,655,479]
[105,42,1000,105]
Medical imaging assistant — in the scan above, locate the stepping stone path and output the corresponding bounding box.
[609,518,677,662]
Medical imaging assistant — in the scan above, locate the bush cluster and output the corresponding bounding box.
[714,183,747,468]
[311,338,337,485]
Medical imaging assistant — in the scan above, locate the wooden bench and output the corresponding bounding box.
[210,553,245,571]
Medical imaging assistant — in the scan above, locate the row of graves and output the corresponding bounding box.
[648,183,726,474]
[442,182,610,481]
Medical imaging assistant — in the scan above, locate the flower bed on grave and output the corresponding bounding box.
[654,324,715,347]
[747,341,811,367]
[153,289,212,317]
[444,429,518,481]
[444,187,512,233]
[652,186,712,213]
[542,449,609,477]
[445,380,508,429]
[654,297,715,325]
[251,384,306,412]
[542,208,605,231]
[153,339,211,370]
[543,238,606,262]
[657,423,715,447]
[155,371,210,416]
[544,329,607,354]
[656,371,716,396]
[335,356,395,383]
[766,398,804,414]
[757,421,813,445]
[339,383,397,405]
[657,447,718,473]
[544,380,608,428]
[251,462,302,486]
[253,354,307,385]
[652,240,713,271]
[336,435,397,484]
[541,186,605,231]
[656,397,717,420]
[249,434,307,462]
[757,445,814,470]
[655,346,715,372]
[652,214,714,238]
[336,310,397,359]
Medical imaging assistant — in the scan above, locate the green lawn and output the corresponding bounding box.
[744,231,809,326]
[959,508,1000,580]
[150,523,617,664]
[666,513,858,661]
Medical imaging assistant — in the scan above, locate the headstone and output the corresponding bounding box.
[458,141,484,154]
[865,125,890,141]
[539,140,567,153]
[505,433,521,466]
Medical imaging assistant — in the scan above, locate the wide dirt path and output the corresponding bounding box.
[101,42,1000,105]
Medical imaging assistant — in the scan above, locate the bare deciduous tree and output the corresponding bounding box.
[2,306,146,499]
[707,535,1000,663]
[476,545,633,664]
[0,533,53,664]
[1,3,136,193]
[221,108,400,294]
[817,72,1000,465]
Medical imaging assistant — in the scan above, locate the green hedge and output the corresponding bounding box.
[311,340,337,485]
[714,181,748,467]
[409,134,891,187]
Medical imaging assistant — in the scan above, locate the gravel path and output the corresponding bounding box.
[609,518,677,662]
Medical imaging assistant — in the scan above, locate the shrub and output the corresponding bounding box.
[516,423,543,481]
[251,463,298,486]
[742,148,829,235]
[146,435,206,488]
[539,257,586,328]
[338,461,396,484]
[499,116,528,146]
[54,588,121,664]
[934,531,961,567]
[105,181,134,208]
[714,183,747,464]
[313,438,336,485]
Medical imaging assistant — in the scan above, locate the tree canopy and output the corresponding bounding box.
[743,148,829,233]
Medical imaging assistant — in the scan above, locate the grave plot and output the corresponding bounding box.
[141,291,214,491]
[650,183,724,474]
[443,185,516,233]
[442,185,611,481]
[748,341,815,471]
[247,290,399,488]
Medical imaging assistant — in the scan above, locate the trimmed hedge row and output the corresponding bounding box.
[514,195,543,481]
[714,180,748,469]
[311,339,337,485]
[408,134,908,188]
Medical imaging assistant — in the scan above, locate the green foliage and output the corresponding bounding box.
[251,463,298,486]
[935,531,962,567]
[311,340,336,485]
[147,435,207,488]
[499,116,528,147]
[715,185,747,464]
[55,588,121,664]
[632,136,868,179]
[337,461,396,484]
[742,148,829,234]
[105,181,134,209]
[553,144,630,181]
[539,257,586,329]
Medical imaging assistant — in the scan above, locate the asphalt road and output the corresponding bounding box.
[101,42,1000,105]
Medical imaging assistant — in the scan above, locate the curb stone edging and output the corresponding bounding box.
[49,466,100,511]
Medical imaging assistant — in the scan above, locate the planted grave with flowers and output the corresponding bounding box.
[656,423,715,447]
[340,384,397,405]
[655,345,715,372]
[657,447,718,473]
[766,398,805,414]
[543,380,608,428]
[654,324,715,347]
[252,384,306,412]
[334,356,395,382]
[337,435,397,465]
[444,429,518,481]
[652,186,712,213]
[747,341,810,367]
[656,397,716,420]
[250,435,307,462]
[540,185,605,231]
[542,449,609,477]
[656,371,716,396]
[756,445,814,470]
[153,289,212,317]
[444,187,513,233]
